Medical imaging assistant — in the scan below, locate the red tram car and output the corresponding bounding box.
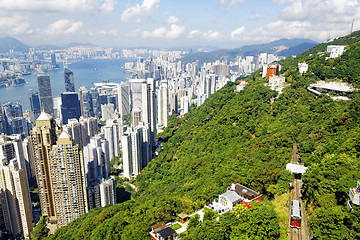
[290,200,301,228]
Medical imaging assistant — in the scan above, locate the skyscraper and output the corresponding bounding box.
[157,81,169,127]
[37,75,54,115]
[60,92,81,124]
[48,131,87,226]
[30,112,59,221]
[29,91,41,122]
[30,113,87,227]
[64,67,75,92]
[0,159,33,237]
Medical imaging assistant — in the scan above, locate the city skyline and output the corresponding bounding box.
[0,0,358,49]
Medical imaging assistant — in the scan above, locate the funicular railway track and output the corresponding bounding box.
[289,143,302,240]
[290,179,301,240]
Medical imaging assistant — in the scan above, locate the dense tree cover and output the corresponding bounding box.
[30,216,49,240]
[181,202,280,240]
[46,31,360,239]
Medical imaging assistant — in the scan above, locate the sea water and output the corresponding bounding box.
[0,59,132,111]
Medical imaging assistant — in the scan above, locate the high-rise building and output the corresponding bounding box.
[37,75,54,115]
[122,123,150,179]
[48,131,87,226]
[0,159,33,237]
[102,120,121,162]
[157,82,169,127]
[29,91,41,122]
[64,67,75,92]
[87,176,115,209]
[142,78,156,151]
[2,102,29,137]
[117,82,130,117]
[60,92,81,124]
[130,79,144,110]
[30,112,59,221]
[78,87,93,118]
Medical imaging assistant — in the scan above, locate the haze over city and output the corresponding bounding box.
[0,0,359,48]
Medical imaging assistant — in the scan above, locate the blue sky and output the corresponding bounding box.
[0,0,358,49]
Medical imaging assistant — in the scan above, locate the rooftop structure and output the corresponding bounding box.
[286,163,308,175]
[308,81,357,101]
[209,183,262,214]
[150,222,178,240]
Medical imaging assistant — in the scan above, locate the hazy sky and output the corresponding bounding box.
[0,0,358,49]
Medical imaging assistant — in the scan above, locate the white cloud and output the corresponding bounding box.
[188,30,224,41]
[0,0,115,13]
[167,16,179,24]
[220,0,245,7]
[0,14,31,35]
[142,24,185,39]
[101,0,117,12]
[99,29,118,36]
[45,19,83,35]
[121,0,160,22]
[230,26,246,40]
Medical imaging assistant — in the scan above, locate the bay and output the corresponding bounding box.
[0,59,132,111]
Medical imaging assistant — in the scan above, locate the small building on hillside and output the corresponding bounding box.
[209,183,262,214]
[298,62,308,74]
[150,222,178,240]
[326,45,346,59]
[349,181,360,206]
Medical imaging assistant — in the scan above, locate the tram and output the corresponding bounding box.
[290,200,301,228]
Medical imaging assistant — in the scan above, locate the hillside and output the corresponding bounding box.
[0,37,30,53]
[41,31,360,240]
[181,38,317,64]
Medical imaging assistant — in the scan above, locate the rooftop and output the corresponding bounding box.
[233,184,259,200]
[286,163,307,174]
[36,112,53,121]
[158,227,177,239]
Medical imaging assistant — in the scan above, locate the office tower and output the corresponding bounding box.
[37,75,54,115]
[29,91,41,122]
[64,67,75,92]
[0,159,33,237]
[157,82,169,127]
[117,82,130,117]
[0,108,7,135]
[53,97,61,120]
[60,92,81,124]
[50,53,57,67]
[48,131,87,226]
[90,87,101,119]
[79,87,93,118]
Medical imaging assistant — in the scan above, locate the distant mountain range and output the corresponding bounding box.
[181,38,318,64]
[0,37,30,53]
[0,37,100,53]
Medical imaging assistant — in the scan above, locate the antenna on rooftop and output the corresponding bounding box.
[351,18,354,34]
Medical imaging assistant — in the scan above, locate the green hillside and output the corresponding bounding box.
[38,31,360,240]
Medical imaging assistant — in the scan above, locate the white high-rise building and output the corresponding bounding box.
[102,119,121,161]
[0,159,33,237]
[142,78,156,150]
[122,123,150,179]
[157,82,169,127]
